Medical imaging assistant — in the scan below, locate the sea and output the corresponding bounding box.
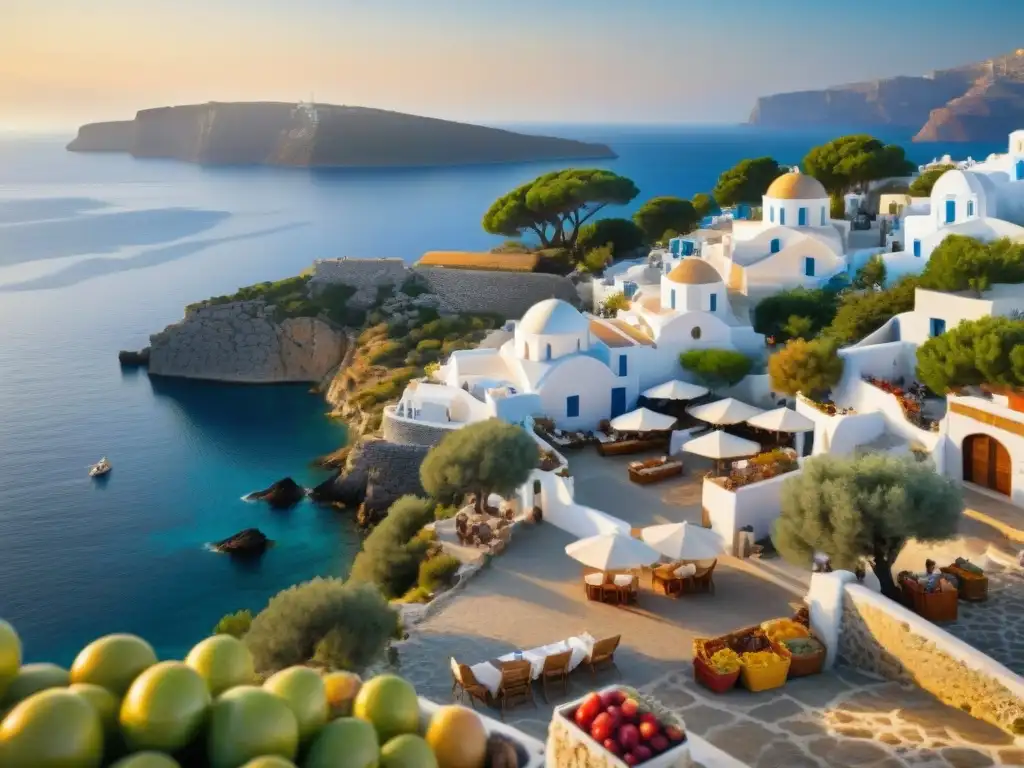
[0,124,1004,664]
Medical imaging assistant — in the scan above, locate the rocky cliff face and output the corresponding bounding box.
[749,49,1024,141]
[147,301,346,383]
[67,102,615,166]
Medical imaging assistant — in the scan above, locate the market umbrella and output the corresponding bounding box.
[564,532,661,571]
[681,430,761,474]
[610,407,677,433]
[642,380,709,401]
[640,522,722,561]
[745,407,814,433]
[686,398,763,426]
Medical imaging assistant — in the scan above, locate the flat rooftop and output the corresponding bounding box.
[607,318,655,345]
[588,318,636,348]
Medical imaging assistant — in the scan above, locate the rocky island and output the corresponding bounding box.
[749,48,1024,141]
[67,102,616,167]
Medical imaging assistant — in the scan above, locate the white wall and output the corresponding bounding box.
[944,395,1024,508]
[795,396,888,457]
[716,373,777,409]
[701,469,802,552]
[838,342,916,389]
[536,355,632,431]
[761,196,831,230]
[525,470,631,538]
[840,379,942,458]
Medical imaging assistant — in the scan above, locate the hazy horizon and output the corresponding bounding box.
[5,0,1024,131]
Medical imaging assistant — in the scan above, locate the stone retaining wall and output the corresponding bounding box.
[318,438,429,510]
[837,582,1024,736]
[413,267,581,317]
[381,408,455,447]
[310,257,410,307]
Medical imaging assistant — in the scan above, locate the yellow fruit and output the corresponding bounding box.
[383,733,439,768]
[323,670,362,719]
[425,705,487,768]
[185,635,255,695]
[71,634,158,696]
[263,666,327,742]
[0,662,69,709]
[0,688,103,768]
[119,661,211,752]
[109,753,182,768]
[240,758,297,768]
[353,674,419,743]
[0,619,21,700]
[69,683,121,734]
[304,717,379,768]
[206,685,299,768]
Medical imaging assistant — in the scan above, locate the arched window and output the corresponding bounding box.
[545,343,552,361]
[770,238,781,254]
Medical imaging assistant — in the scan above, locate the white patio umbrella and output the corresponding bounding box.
[642,380,709,401]
[641,522,722,561]
[681,430,761,473]
[564,532,661,571]
[686,398,763,426]
[745,407,814,433]
[610,407,677,433]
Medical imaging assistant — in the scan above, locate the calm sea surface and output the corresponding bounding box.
[0,124,1002,663]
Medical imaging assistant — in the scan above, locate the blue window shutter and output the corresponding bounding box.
[770,238,780,254]
[913,239,921,258]
[779,208,786,226]
[804,257,815,277]
[930,318,946,337]
[709,293,717,312]
[769,207,774,223]
[545,344,552,361]
[670,238,680,255]
[670,290,676,310]
[566,395,580,418]
[945,199,955,224]
[619,355,628,376]
[1017,159,1024,181]
[798,207,807,226]
[821,207,826,225]
[967,200,974,217]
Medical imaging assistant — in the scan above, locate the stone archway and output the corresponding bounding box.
[962,433,1012,496]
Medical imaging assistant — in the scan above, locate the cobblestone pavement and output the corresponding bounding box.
[941,566,1024,676]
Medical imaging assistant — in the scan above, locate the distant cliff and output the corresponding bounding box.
[67,102,616,166]
[749,49,1024,142]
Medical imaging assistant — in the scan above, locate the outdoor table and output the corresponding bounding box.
[470,634,595,695]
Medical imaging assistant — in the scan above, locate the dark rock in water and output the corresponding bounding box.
[311,438,428,514]
[246,477,306,509]
[118,348,150,366]
[213,528,272,557]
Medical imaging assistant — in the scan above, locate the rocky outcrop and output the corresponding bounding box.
[245,477,306,509]
[67,102,615,167]
[118,348,150,366]
[749,49,1024,141]
[213,528,272,557]
[147,300,345,383]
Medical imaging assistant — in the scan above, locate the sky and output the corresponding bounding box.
[4,0,1024,131]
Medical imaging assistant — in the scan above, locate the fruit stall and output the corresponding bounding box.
[691,610,825,695]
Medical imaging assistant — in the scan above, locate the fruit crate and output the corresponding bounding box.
[692,655,740,694]
[738,653,790,693]
[420,698,545,768]
[547,686,692,768]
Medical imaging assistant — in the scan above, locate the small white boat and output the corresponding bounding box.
[89,457,112,478]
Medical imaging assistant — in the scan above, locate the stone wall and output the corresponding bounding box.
[148,301,345,383]
[310,258,410,307]
[838,584,1024,735]
[315,438,429,513]
[413,267,581,317]
[381,408,454,447]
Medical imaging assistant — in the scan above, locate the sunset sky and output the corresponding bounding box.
[4,0,1024,131]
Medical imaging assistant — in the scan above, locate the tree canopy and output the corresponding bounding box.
[919,236,1024,294]
[349,495,436,598]
[482,169,639,252]
[632,197,700,243]
[712,157,785,207]
[579,243,614,274]
[772,453,961,599]
[916,316,1024,395]
[577,217,647,257]
[852,255,887,290]
[691,193,718,219]
[824,276,919,345]
[752,287,840,343]
[679,349,752,390]
[802,135,915,195]
[420,419,537,513]
[599,291,631,318]
[768,338,843,399]
[907,165,955,197]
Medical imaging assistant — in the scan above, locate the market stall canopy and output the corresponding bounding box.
[745,407,815,433]
[564,532,661,571]
[681,430,761,460]
[642,380,709,401]
[686,398,763,426]
[610,407,677,432]
[640,521,722,561]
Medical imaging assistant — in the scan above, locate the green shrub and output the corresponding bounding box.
[679,349,752,389]
[213,610,253,639]
[433,504,459,521]
[244,578,397,673]
[367,340,407,365]
[397,586,432,604]
[418,555,461,593]
[401,276,431,297]
[417,339,442,351]
[349,496,436,598]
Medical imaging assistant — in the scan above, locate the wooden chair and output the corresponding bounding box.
[615,573,639,604]
[651,563,684,597]
[450,660,490,709]
[495,659,535,719]
[540,650,572,702]
[583,569,604,601]
[684,559,717,594]
[600,572,620,605]
[584,635,621,676]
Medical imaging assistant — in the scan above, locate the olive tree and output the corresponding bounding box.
[772,454,961,600]
[348,495,436,598]
[768,338,844,399]
[420,418,537,514]
[916,315,1024,395]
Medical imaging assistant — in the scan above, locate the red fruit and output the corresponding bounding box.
[602,738,622,756]
[649,735,669,754]
[639,712,659,728]
[599,690,618,709]
[639,721,658,740]
[634,745,653,762]
[605,705,622,725]
[590,713,613,743]
[609,689,626,705]
[620,698,640,719]
[664,725,684,743]
[575,707,595,731]
[580,693,602,718]
[618,724,640,751]
[623,754,638,766]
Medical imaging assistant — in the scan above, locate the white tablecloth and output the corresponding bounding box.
[471,633,595,695]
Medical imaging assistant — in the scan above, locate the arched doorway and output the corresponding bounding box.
[962,434,1012,496]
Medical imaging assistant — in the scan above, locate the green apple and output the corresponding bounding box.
[68,683,120,734]
[353,674,419,743]
[207,685,299,768]
[71,634,158,696]
[119,661,211,752]
[0,619,21,701]
[109,753,181,768]
[263,665,327,742]
[0,662,69,709]
[185,635,255,695]
[305,717,379,768]
[382,734,439,768]
[0,688,103,768]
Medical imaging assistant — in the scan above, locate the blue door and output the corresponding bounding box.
[804,257,815,277]
[611,388,627,418]
[1017,159,1024,181]
[930,318,946,337]
[709,293,717,312]
[618,355,628,376]
[945,199,956,224]
[913,239,921,258]
[779,208,786,225]
[566,395,580,418]
[798,207,807,226]
[770,238,781,254]
[682,240,694,256]
[670,238,680,255]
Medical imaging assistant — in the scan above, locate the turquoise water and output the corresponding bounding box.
[0,125,1002,664]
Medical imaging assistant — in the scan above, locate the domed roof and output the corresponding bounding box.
[665,259,722,285]
[766,171,827,200]
[518,299,588,335]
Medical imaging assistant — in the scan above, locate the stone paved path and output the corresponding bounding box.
[941,566,1024,676]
